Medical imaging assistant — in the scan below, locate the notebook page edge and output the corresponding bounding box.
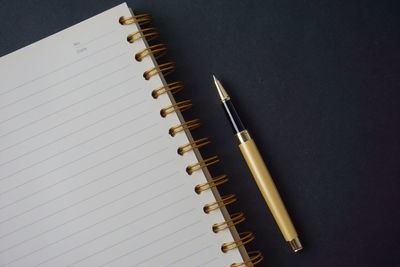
[127,6,250,264]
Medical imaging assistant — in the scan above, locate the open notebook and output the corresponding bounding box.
[0,3,262,267]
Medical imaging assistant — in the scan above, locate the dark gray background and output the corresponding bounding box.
[1,0,399,266]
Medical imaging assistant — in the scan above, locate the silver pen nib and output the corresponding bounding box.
[212,74,230,102]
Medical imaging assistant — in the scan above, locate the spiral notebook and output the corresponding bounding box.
[0,3,262,267]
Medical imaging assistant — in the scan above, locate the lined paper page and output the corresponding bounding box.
[0,3,244,267]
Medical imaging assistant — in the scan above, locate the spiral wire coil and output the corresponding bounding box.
[120,13,263,266]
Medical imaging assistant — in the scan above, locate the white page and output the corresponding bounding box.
[0,3,244,267]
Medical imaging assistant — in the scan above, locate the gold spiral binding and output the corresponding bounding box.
[143,62,176,80]
[213,212,246,233]
[135,43,168,62]
[119,14,152,26]
[231,251,264,267]
[169,119,201,136]
[186,155,219,175]
[194,174,229,194]
[127,27,160,43]
[160,100,192,118]
[178,137,210,155]
[221,232,255,253]
[121,12,262,265]
[203,194,237,214]
[152,81,184,99]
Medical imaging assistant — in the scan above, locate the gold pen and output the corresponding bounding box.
[213,75,303,252]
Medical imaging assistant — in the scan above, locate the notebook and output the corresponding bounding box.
[0,3,262,267]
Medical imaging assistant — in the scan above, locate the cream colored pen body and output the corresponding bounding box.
[213,75,303,252]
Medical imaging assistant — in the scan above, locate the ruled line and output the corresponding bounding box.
[0,145,170,217]
[196,257,219,267]
[5,184,188,266]
[0,154,174,244]
[131,232,207,267]
[166,245,212,266]
[57,201,194,266]
[0,41,120,96]
[100,222,204,267]
[0,162,177,254]
[0,125,160,198]
[0,63,132,132]
[0,67,135,139]
[0,82,145,153]
[0,105,149,168]
[0,50,128,112]
[0,128,162,203]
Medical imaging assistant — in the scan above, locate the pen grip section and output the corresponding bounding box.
[239,139,298,241]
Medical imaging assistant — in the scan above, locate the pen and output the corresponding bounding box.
[213,75,303,252]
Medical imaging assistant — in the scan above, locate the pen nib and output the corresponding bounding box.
[212,74,230,102]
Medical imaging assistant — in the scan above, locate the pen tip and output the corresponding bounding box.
[213,75,230,101]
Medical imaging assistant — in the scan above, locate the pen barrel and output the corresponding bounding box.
[238,138,298,242]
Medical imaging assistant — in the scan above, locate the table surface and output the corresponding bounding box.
[1,1,399,266]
